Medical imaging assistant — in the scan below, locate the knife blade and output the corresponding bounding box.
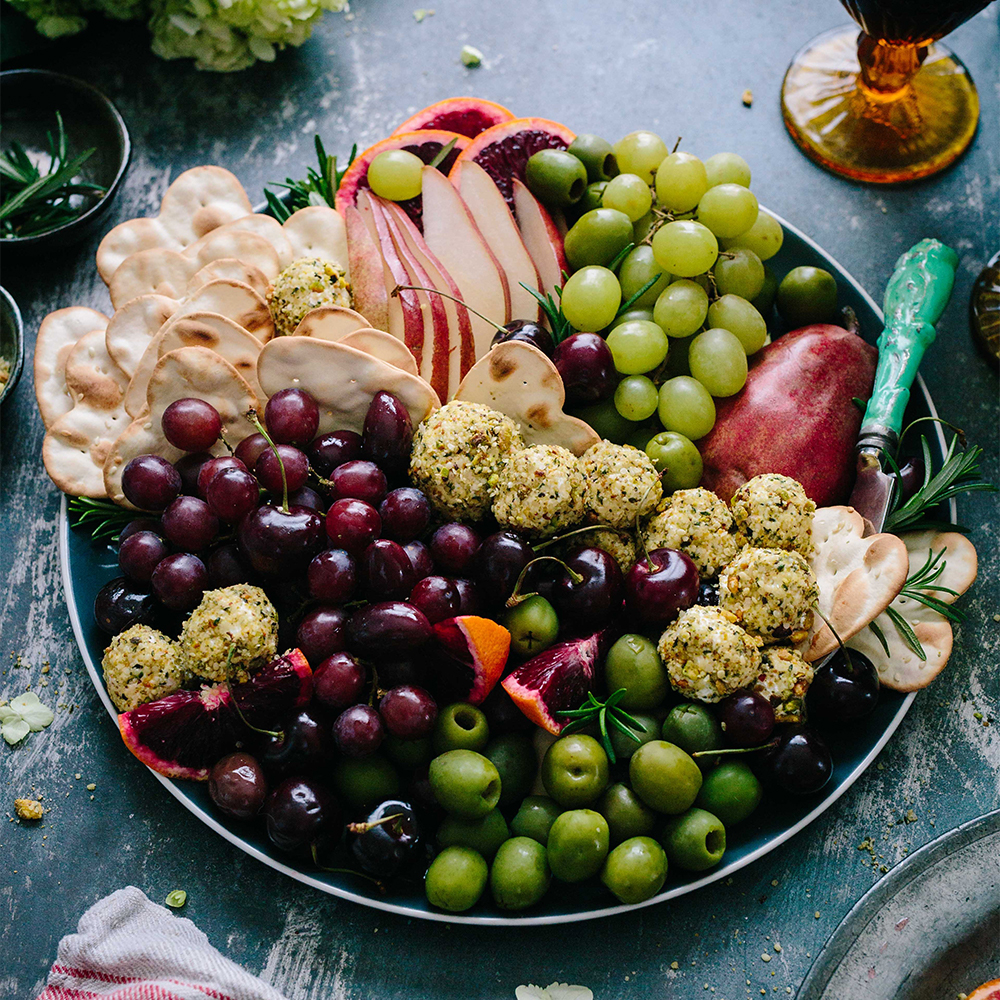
[846,238,959,531]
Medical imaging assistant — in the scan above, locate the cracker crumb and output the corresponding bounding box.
[904,809,917,823]
[86,783,96,791]
[774,943,781,953]
[742,89,754,107]
[14,798,43,820]
[761,953,771,963]
[814,911,821,919]
[670,962,679,970]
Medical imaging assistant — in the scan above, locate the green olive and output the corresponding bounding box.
[568,134,619,183]
[525,149,588,207]
[776,266,838,328]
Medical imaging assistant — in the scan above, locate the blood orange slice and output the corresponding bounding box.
[231,649,313,728]
[392,97,515,138]
[450,117,576,212]
[334,130,470,229]
[968,981,1000,1000]
[431,615,511,705]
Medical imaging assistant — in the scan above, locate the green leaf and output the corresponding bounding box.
[868,619,891,658]
[607,242,635,275]
[428,137,458,169]
[886,606,925,661]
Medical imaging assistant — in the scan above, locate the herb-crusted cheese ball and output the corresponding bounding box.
[492,444,585,539]
[657,606,762,703]
[645,487,741,579]
[555,527,638,575]
[719,547,818,644]
[409,400,523,521]
[180,584,279,683]
[102,625,187,713]
[730,473,816,556]
[268,257,353,336]
[754,646,814,723]
[581,441,662,530]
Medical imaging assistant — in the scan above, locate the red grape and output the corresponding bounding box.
[121,455,182,511]
[162,496,219,551]
[205,543,253,588]
[162,397,222,452]
[325,498,381,554]
[209,752,268,820]
[719,689,775,747]
[333,704,384,758]
[330,460,387,506]
[265,388,319,446]
[308,549,357,603]
[409,576,461,624]
[553,332,616,405]
[347,601,432,657]
[403,540,434,579]
[174,452,214,495]
[255,445,309,495]
[206,468,259,522]
[313,651,367,710]
[150,552,208,610]
[94,577,156,635]
[308,430,362,477]
[379,685,438,739]
[360,539,417,601]
[362,391,413,477]
[234,433,270,470]
[197,455,247,497]
[296,606,348,663]
[118,530,169,583]
[452,578,483,616]
[475,531,534,607]
[118,518,162,543]
[430,523,481,575]
[287,485,326,513]
[379,488,431,542]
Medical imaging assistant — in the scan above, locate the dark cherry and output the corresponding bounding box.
[379,488,431,543]
[150,553,208,611]
[553,332,616,405]
[491,319,555,357]
[430,523,481,575]
[238,503,325,578]
[625,547,700,627]
[196,455,247,498]
[696,580,720,606]
[307,548,357,604]
[174,451,214,495]
[333,703,385,758]
[475,531,535,607]
[255,444,309,495]
[350,799,421,878]
[288,485,326,513]
[94,577,156,635]
[808,649,880,722]
[409,575,461,625]
[208,752,268,820]
[403,540,434,579]
[550,547,624,628]
[205,543,253,588]
[330,460,388,506]
[325,498,381,555]
[265,388,320,447]
[313,652,367,710]
[118,530,169,583]
[205,467,259,523]
[362,390,413,478]
[757,727,833,795]
[360,538,418,601]
[121,454,182,511]
[234,432,270,471]
[296,606,349,664]
[161,397,222,451]
[379,685,438,739]
[452,577,483,616]
[264,776,340,853]
[347,601,433,658]
[259,708,335,779]
[719,688,775,748]
[308,430,363,477]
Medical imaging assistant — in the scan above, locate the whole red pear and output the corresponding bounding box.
[698,324,877,506]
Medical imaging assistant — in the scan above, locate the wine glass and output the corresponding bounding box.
[781,0,995,183]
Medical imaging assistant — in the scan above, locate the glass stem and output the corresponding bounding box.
[856,33,925,96]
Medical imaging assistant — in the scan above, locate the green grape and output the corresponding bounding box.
[570,398,635,443]
[606,320,669,375]
[633,211,656,243]
[713,248,765,300]
[614,375,660,421]
[658,376,716,440]
[602,173,652,223]
[707,294,768,354]
[696,183,759,239]
[751,265,778,317]
[367,149,423,201]
[564,208,634,269]
[704,152,751,188]
[654,152,708,213]
[720,212,783,261]
[625,423,660,452]
[687,328,748,397]
[651,221,719,278]
[645,431,703,491]
[618,245,670,308]
[610,307,655,330]
[653,279,710,337]
[560,266,622,331]
[613,131,669,183]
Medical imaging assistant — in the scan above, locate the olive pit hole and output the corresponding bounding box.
[705,829,724,855]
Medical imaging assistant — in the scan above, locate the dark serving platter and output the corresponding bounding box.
[61,209,951,924]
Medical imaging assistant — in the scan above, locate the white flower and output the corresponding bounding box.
[1,692,55,746]
[516,985,594,1000]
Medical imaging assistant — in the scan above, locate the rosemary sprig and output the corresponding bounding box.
[899,547,965,623]
[521,281,573,344]
[1,111,106,238]
[868,619,891,658]
[884,434,996,533]
[559,688,644,764]
[885,606,925,661]
[68,496,136,542]
[264,135,356,222]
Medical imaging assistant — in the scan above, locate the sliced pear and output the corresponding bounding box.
[513,177,569,301]
[345,204,390,331]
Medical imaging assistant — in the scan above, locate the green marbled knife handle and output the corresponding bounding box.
[858,238,960,453]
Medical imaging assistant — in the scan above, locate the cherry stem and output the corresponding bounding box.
[247,408,289,513]
[346,812,404,835]
[391,284,506,335]
[692,739,780,759]
[506,556,583,608]
[533,523,616,553]
[813,603,853,671]
[225,644,283,739]
[309,844,385,891]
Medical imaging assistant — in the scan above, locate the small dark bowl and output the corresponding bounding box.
[0,286,25,406]
[0,69,130,254]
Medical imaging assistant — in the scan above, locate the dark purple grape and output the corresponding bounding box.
[553,332,616,405]
[255,444,309,495]
[205,543,252,588]
[333,704,384,758]
[265,388,319,447]
[118,518,162,543]
[379,488,431,543]
[162,398,222,451]
[121,454,182,511]
[150,552,208,610]
[379,685,437,739]
[403,540,434,579]
[296,606,348,664]
[288,485,326,513]
[430,523,481,575]
[238,504,325,578]
[719,689,775,748]
[696,580,720,606]
[313,651,367,710]
[161,495,219,552]
[360,539,417,601]
[347,601,433,658]
[259,708,335,780]
[350,799,421,877]
[808,649,880,722]
[308,430,363,477]
[234,433,270,471]
[625,548,700,627]
[206,467,259,523]
[94,577,156,635]
[174,452,214,495]
[330,460,388,506]
[551,547,624,628]
[452,578,483,616]
[307,548,357,603]
[757,727,833,795]
[325,498,381,555]
[118,530,169,583]
[409,576,461,625]
[264,775,340,853]
[209,752,268,820]
[197,455,247,498]
[896,457,926,506]
[491,319,554,356]
[362,391,413,477]
[475,531,535,607]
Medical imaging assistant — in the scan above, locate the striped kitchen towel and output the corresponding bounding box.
[37,886,289,1000]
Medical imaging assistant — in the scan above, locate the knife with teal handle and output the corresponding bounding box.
[849,237,959,530]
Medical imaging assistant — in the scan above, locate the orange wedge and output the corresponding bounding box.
[432,615,511,704]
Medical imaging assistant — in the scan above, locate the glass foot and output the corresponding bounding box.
[781,25,980,184]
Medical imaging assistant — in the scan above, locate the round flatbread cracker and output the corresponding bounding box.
[34,307,110,428]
